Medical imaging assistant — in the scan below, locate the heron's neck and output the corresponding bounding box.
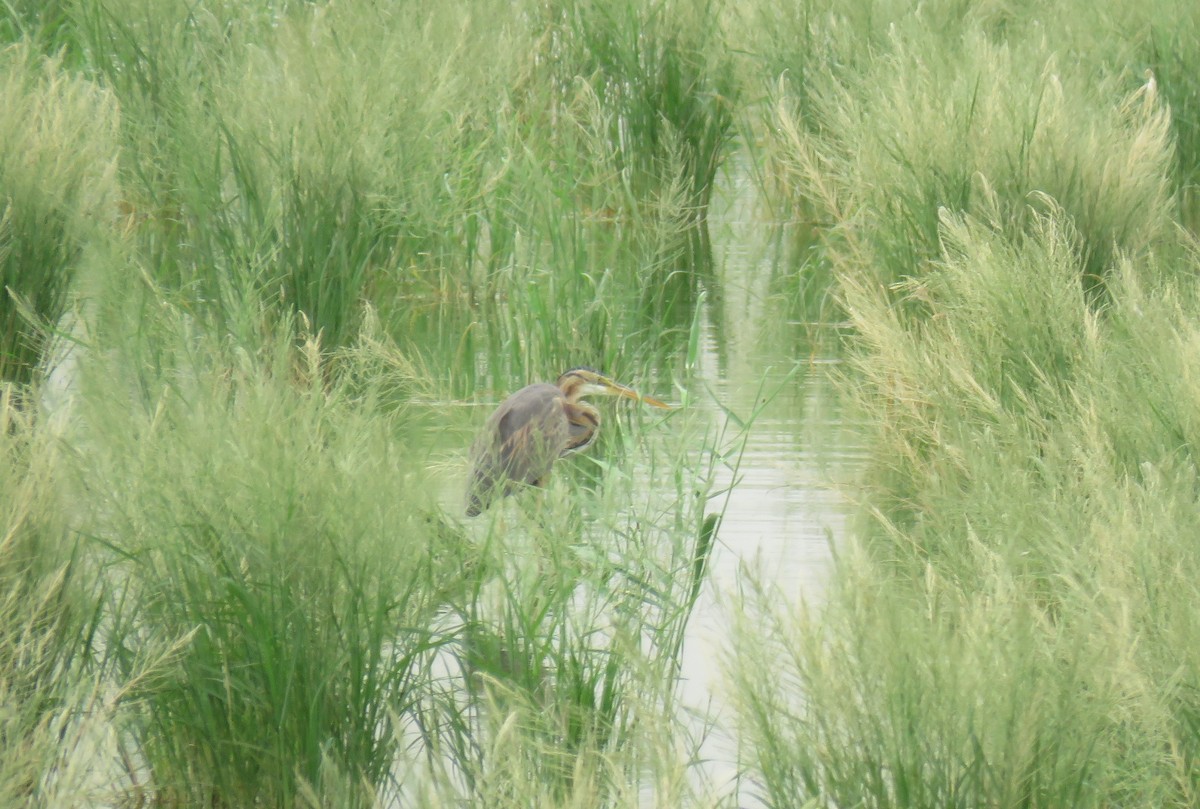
[563,402,600,450]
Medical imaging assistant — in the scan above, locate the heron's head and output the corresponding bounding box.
[556,368,671,408]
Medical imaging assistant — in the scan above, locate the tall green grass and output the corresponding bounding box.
[731,209,1200,806]
[391,103,719,400]
[0,389,107,806]
[0,44,118,388]
[752,0,1200,212]
[766,28,1176,296]
[389,0,738,396]
[519,0,736,216]
[74,288,483,805]
[0,0,79,55]
[68,0,517,355]
[43,0,738,405]
[728,2,1200,805]
[997,0,1200,215]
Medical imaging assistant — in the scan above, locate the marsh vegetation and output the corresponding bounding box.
[1,0,1199,806]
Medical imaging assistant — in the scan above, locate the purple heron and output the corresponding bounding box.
[465,368,671,516]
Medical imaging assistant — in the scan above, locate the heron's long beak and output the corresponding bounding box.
[601,379,673,409]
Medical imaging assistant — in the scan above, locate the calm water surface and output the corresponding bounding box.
[679,366,863,802]
[674,164,865,803]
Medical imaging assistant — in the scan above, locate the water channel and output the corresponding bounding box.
[421,161,866,803]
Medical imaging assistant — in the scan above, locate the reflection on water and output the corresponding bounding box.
[678,362,863,804]
[694,370,859,597]
[672,158,865,804]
